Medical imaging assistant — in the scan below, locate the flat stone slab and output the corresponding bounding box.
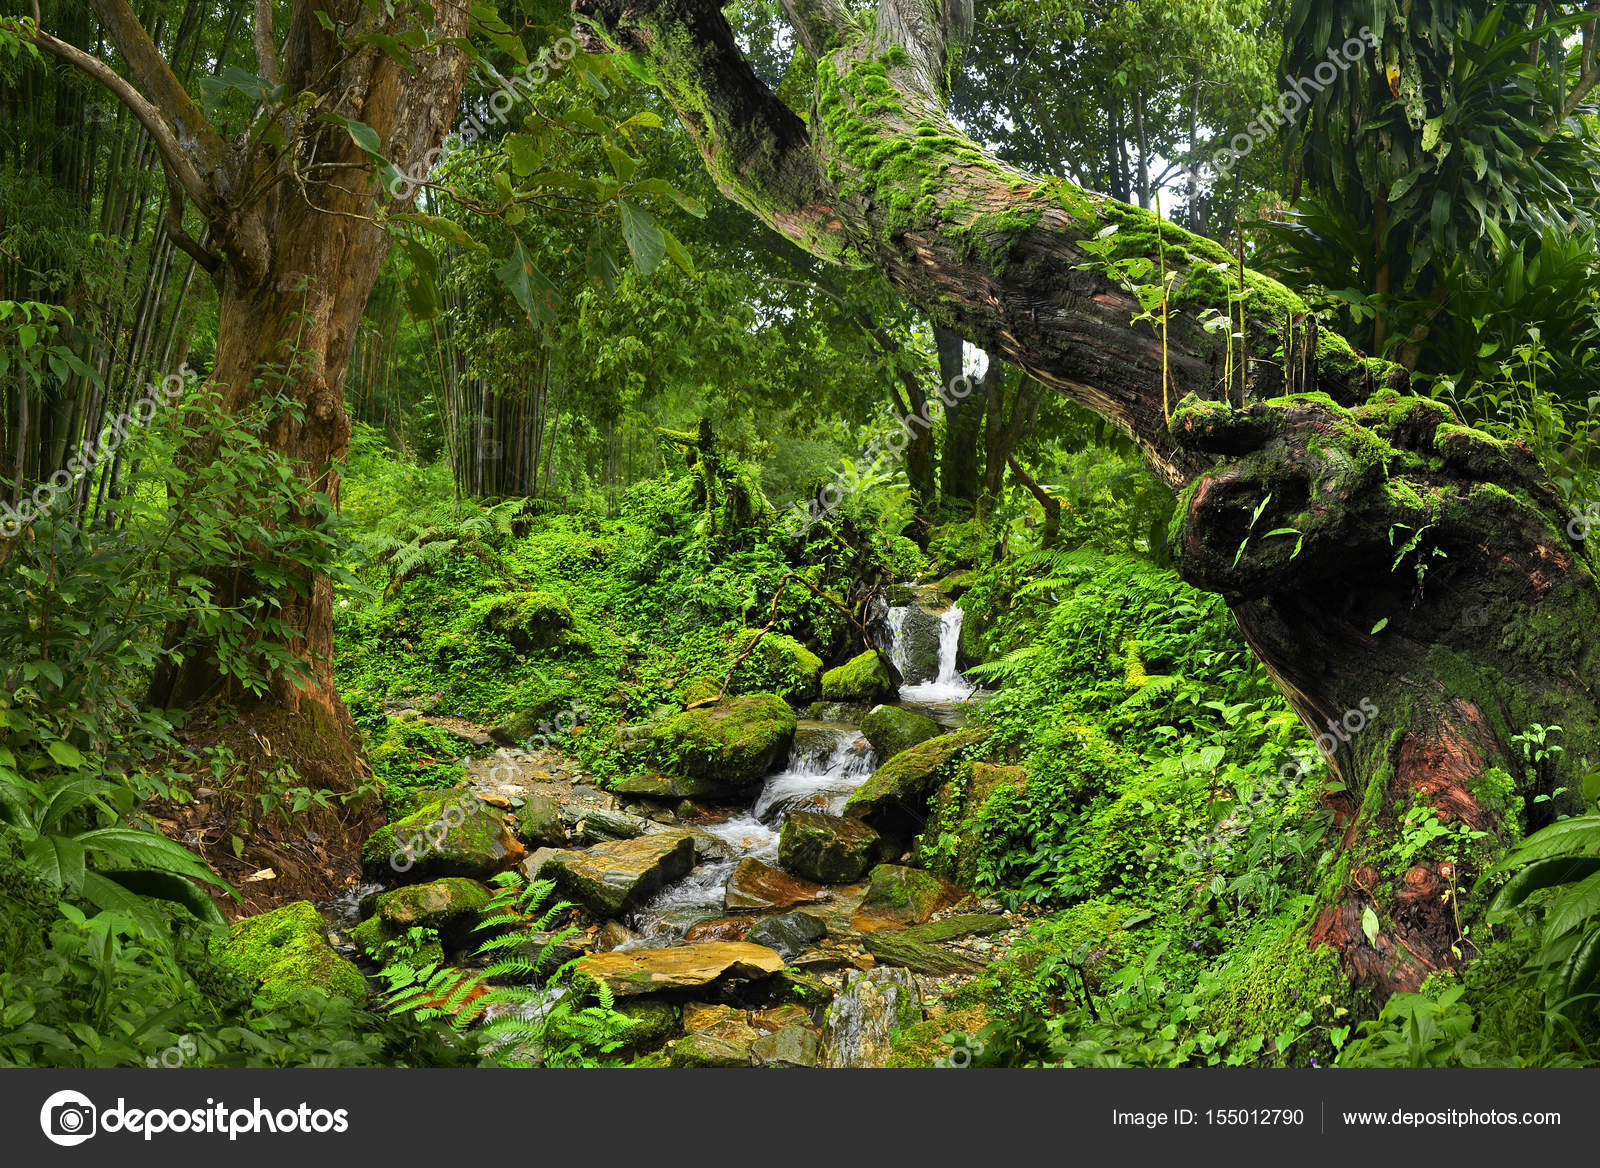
[530,832,696,918]
[576,941,786,997]
[725,857,830,911]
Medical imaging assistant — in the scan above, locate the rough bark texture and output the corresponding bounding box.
[573,0,1600,993]
[35,3,471,898]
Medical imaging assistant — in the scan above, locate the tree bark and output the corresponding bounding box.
[34,4,471,857]
[573,0,1600,993]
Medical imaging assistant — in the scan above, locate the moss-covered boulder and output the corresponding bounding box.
[618,999,679,1050]
[646,693,797,789]
[350,877,493,954]
[476,590,588,653]
[820,650,896,703]
[860,704,941,760]
[670,1031,753,1067]
[210,901,367,1005]
[852,864,962,931]
[511,793,568,848]
[613,770,743,802]
[361,790,526,882]
[843,727,988,840]
[778,810,889,884]
[728,629,824,703]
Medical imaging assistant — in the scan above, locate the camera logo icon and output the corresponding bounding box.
[40,1090,97,1147]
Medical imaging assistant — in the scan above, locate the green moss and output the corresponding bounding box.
[210,901,368,1006]
[728,629,824,702]
[473,589,588,653]
[860,703,941,759]
[820,649,895,703]
[646,693,797,787]
[1194,919,1371,1067]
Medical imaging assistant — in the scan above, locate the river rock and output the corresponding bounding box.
[859,704,942,760]
[893,604,945,685]
[821,967,920,1068]
[843,727,988,840]
[597,921,636,951]
[778,810,888,884]
[685,916,752,942]
[356,876,494,950]
[724,857,830,911]
[669,1032,753,1068]
[820,650,896,703]
[613,771,743,802]
[511,792,568,847]
[852,864,963,932]
[617,1000,679,1049]
[683,1002,745,1032]
[744,911,827,959]
[859,914,1008,975]
[362,790,526,882]
[576,942,787,997]
[530,832,696,918]
[751,1024,823,1068]
[642,693,797,789]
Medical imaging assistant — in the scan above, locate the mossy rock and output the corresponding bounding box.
[677,675,724,708]
[612,770,743,802]
[820,650,896,703]
[765,969,836,1007]
[669,1031,752,1068]
[729,629,824,702]
[512,793,568,847]
[476,589,588,654]
[844,727,988,840]
[354,877,494,952]
[646,693,797,789]
[361,789,526,882]
[854,864,961,929]
[860,704,942,760]
[778,810,889,884]
[618,999,680,1050]
[210,901,367,1006]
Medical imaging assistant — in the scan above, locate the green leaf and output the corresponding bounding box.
[1370,617,1388,635]
[1361,906,1380,946]
[496,236,559,325]
[46,740,85,769]
[618,199,666,275]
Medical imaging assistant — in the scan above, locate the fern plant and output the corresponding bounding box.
[377,872,638,1067]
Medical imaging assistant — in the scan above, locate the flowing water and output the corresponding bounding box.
[623,725,878,945]
[620,603,976,950]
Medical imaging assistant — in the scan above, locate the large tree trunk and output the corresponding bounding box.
[573,0,1600,992]
[34,2,470,898]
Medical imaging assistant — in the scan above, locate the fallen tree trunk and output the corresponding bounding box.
[571,0,1600,992]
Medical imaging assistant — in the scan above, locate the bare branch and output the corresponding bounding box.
[24,23,220,219]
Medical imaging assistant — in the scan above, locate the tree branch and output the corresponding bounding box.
[88,0,233,187]
[778,0,854,58]
[253,0,283,88]
[23,19,221,219]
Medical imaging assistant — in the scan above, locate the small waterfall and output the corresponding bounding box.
[624,724,877,945]
[892,604,975,703]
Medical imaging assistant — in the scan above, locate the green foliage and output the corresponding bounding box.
[379,872,640,1067]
